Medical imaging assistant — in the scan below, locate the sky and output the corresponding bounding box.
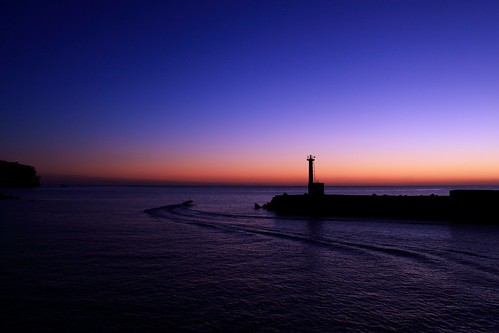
[2,0,499,185]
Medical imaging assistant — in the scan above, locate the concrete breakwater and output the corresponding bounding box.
[261,156,499,223]
[263,190,499,223]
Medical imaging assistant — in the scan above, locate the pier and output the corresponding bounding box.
[263,156,499,223]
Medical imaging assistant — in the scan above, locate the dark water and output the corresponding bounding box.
[1,186,498,332]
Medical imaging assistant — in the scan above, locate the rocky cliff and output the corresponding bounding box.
[0,160,41,187]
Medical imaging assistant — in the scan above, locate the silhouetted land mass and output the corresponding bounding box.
[0,160,40,188]
[262,155,499,224]
[263,190,499,224]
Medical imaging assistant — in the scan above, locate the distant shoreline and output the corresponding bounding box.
[0,160,40,188]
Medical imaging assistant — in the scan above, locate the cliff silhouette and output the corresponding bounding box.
[0,160,40,188]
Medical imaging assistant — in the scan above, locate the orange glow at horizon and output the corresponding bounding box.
[38,153,499,186]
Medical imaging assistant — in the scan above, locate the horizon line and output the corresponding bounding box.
[37,181,499,188]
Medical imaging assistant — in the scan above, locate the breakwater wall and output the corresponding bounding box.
[263,190,499,223]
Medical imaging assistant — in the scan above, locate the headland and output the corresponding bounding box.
[0,160,40,188]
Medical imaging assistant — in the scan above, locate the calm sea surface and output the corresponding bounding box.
[1,186,498,332]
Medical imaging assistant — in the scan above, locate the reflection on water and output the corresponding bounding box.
[1,186,498,332]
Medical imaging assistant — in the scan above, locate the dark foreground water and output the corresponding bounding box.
[1,186,498,332]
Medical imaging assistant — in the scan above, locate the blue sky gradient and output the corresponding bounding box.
[2,0,499,184]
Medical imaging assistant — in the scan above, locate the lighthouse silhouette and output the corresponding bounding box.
[307,155,324,196]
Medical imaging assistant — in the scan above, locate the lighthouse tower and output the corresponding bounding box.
[307,155,315,189]
[307,155,324,196]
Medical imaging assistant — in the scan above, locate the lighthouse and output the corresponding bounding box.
[307,155,324,196]
[307,155,315,187]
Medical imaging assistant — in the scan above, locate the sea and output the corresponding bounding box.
[1,185,498,332]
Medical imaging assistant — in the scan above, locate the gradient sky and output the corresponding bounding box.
[2,0,499,185]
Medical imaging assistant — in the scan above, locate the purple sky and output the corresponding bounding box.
[2,0,499,184]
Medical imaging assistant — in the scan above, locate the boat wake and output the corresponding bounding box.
[144,203,499,283]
